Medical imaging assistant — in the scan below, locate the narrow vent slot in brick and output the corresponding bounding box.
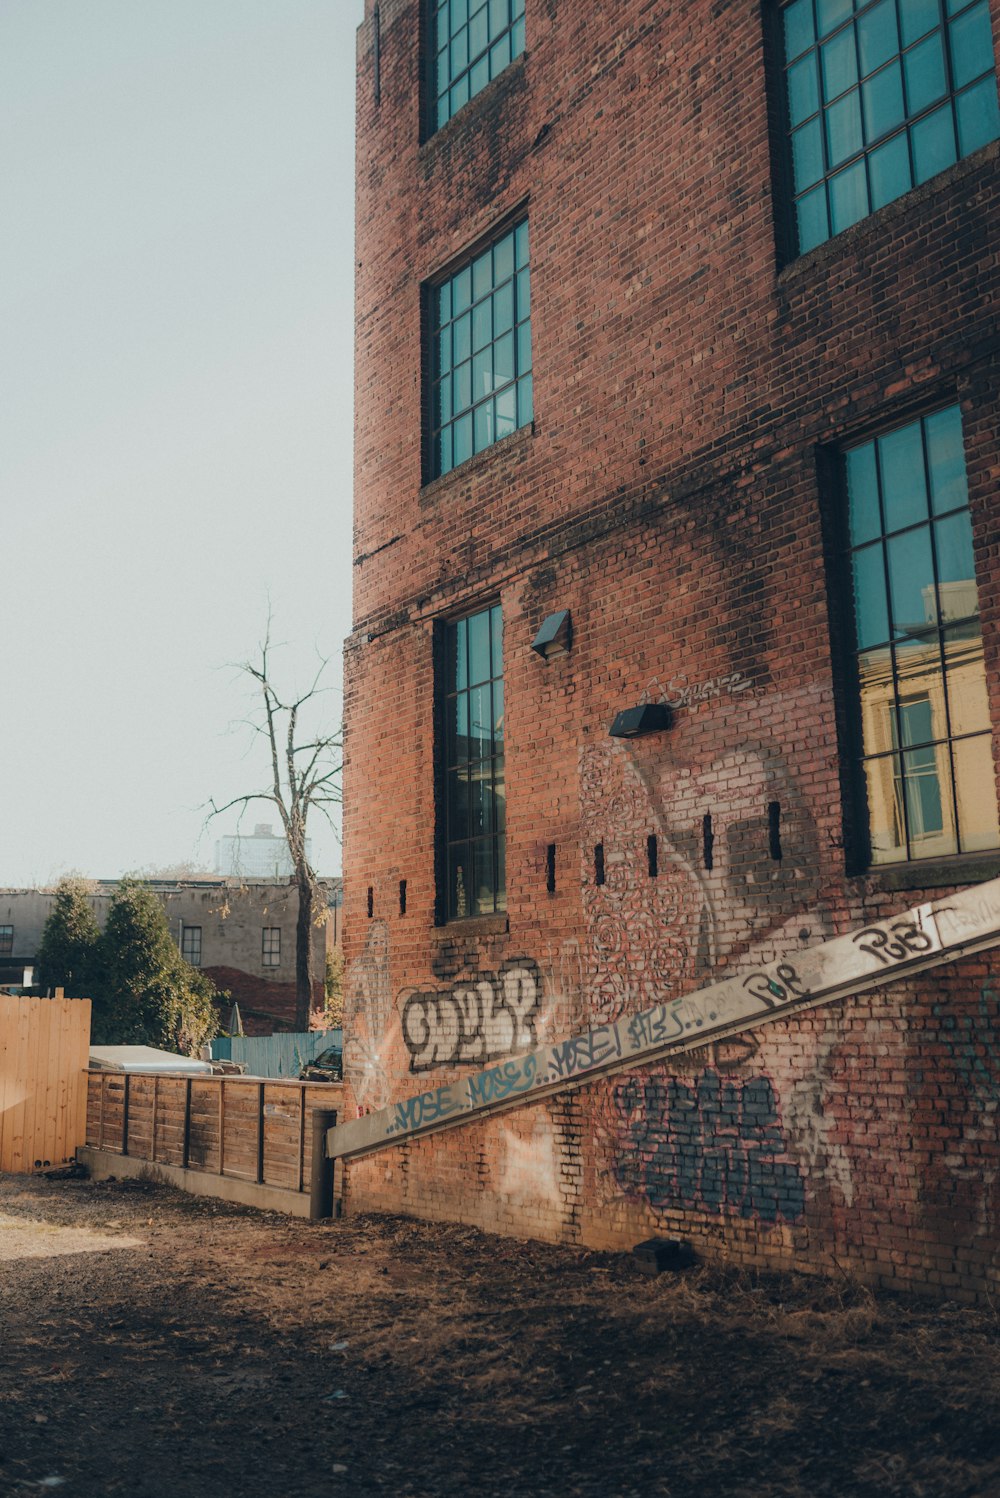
[768,802,782,862]
[594,843,605,887]
[702,813,714,872]
[373,5,381,105]
[647,833,658,879]
[399,879,407,916]
[546,843,556,893]
[367,886,374,919]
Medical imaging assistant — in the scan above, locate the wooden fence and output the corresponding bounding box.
[86,1072,341,1197]
[0,994,92,1173]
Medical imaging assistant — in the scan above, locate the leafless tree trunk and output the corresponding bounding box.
[209,622,341,1032]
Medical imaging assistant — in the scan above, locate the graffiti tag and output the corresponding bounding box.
[662,672,753,711]
[401,960,541,1073]
[387,1083,463,1137]
[548,1024,623,1083]
[614,1068,805,1224]
[468,1055,539,1107]
[741,962,811,1009]
[852,921,935,966]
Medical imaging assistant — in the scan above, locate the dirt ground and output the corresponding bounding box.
[1,1173,998,1498]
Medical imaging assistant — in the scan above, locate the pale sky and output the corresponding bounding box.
[1,0,365,884]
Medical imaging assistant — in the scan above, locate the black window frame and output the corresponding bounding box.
[261,927,281,967]
[774,0,1000,260]
[0,926,12,956]
[826,401,999,871]
[426,0,526,136]
[181,925,202,968]
[426,217,533,483]
[435,602,506,922]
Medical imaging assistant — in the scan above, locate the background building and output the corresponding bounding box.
[341,0,1000,1299]
[214,823,313,880]
[0,878,342,1034]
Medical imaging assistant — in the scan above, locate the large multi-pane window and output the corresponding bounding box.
[781,0,1000,253]
[0,926,12,956]
[430,221,532,480]
[842,404,999,865]
[431,0,526,132]
[262,928,281,967]
[443,604,506,918]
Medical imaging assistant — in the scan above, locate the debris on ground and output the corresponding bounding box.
[1,1172,998,1497]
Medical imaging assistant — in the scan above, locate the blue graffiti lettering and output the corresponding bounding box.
[613,1068,805,1224]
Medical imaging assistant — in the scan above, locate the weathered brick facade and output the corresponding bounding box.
[343,0,1000,1300]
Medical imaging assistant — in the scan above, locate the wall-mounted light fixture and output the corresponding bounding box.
[609,703,672,738]
[531,609,572,660]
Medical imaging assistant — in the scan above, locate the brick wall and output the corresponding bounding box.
[343,0,1000,1300]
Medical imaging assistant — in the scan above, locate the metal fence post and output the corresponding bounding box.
[121,1074,131,1156]
[309,1108,338,1221]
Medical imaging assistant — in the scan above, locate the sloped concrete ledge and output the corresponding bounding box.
[77,1146,313,1218]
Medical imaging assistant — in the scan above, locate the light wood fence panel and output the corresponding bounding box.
[0,995,92,1173]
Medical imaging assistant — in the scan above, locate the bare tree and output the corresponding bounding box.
[209,623,342,1031]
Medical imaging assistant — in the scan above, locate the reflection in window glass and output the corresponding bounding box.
[781,0,1000,254]
[444,604,505,918]
[844,406,998,865]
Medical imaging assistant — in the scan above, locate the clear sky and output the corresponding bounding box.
[1,0,365,885]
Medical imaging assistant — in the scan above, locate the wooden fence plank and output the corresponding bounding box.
[0,996,92,1173]
[83,1071,341,1199]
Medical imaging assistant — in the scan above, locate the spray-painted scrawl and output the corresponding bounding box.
[401,960,541,1073]
[614,1067,806,1224]
[343,920,393,1109]
[578,695,834,1027]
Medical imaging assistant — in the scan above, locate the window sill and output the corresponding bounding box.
[431,914,509,939]
[419,52,527,152]
[777,138,1000,286]
[851,852,1000,894]
[419,422,535,508]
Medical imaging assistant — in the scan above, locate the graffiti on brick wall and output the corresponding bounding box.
[938,979,1000,1112]
[343,920,393,1109]
[613,1067,805,1223]
[920,980,1000,1240]
[578,744,698,1024]
[386,1053,539,1136]
[401,960,541,1073]
[646,670,755,713]
[785,1025,855,1208]
[578,707,833,1025]
[535,938,585,1044]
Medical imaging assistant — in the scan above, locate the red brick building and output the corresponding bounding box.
[342,0,1000,1299]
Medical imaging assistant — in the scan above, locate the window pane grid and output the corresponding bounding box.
[433,0,526,131]
[0,926,12,956]
[782,0,1000,251]
[181,926,202,967]
[262,928,281,965]
[845,405,998,864]
[431,222,532,478]
[444,604,505,918]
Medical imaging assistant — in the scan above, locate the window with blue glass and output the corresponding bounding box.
[430,221,532,479]
[431,0,526,131]
[443,604,506,919]
[842,405,999,865]
[781,0,1000,253]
